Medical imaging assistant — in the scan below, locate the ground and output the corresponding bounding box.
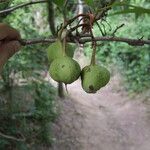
[51,73,150,150]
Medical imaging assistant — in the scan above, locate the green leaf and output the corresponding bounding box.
[110,2,150,16]
[84,0,94,6]
[52,0,65,7]
[111,8,150,16]
[0,0,11,11]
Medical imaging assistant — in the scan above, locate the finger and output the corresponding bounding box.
[2,40,21,57]
[0,41,21,72]
[0,23,21,41]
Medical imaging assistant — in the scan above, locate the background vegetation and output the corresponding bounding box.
[0,0,57,149]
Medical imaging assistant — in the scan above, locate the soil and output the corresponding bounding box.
[51,74,150,150]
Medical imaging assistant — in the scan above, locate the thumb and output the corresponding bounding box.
[0,23,21,40]
[2,40,21,57]
[0,40,21,73]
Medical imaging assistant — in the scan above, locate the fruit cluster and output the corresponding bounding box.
[47,40,110,93]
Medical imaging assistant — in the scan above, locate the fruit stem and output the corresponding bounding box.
[58,26,67,56]
[90,41,96,65]
[62,37,66,56]
[65,84,69,94]
[58,27,63,40]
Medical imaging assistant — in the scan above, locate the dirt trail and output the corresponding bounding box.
[51,74,150,150]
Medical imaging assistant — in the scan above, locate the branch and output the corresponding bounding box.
[20,37,55,46]
[0,0,9,2]
[47,0,56,36]
[69,23,89,33]
[0,131,25,142]
[111,23,125,36]
[63,14,87,28]
[79,36,150,46]
[12,112,34,119]
[0,0,47,15]
[95,0,116,21]
[20,36,150,46]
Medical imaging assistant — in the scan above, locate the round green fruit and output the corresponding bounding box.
[47,40,75,63]
[66,44,75,58]
[81,65,110,93]
[49,56,81,84]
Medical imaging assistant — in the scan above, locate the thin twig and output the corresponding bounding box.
[0,131,25,142]
[95,0,117,21]
[103,19,112,31]
[0,0,9,2]
[112,23,125,36]
[63,14,87,29]
[12,112,34,119]
[100,22,107,35]
[0,0,47,15]
[69,23,89,33]
[96,21,105,36]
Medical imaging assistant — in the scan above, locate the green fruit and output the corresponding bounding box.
[81,65,110,93]
[47,40,62,63]
[49,56,81,84]
[47,40,75,63]
[66,44,75,58]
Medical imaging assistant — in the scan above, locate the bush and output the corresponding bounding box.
[0,81,57,149]
[0,1,58,149]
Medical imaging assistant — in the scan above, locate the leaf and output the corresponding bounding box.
[84,0,94,6]
[111,8,150,16]
[47,40,62,63]
[47,40,75,63]
[110,2,150,16]
[0,0,11,11]
[52,0,65,7]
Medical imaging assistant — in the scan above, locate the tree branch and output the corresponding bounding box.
[111,23,125,36]
[95,0,116,21]
[20,37,55,46]
[0,0,47,15]
[20,36,150,46]
[0,131,25,142]
[47,0,56,36]
[79,36,150,46]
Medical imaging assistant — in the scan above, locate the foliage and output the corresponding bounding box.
[0,0,58,149]
[110,16,150,92]
[0,81,57,149]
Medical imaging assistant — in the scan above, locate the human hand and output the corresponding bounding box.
[0,23,21,72]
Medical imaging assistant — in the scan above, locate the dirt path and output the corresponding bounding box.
[51,74,150,150]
